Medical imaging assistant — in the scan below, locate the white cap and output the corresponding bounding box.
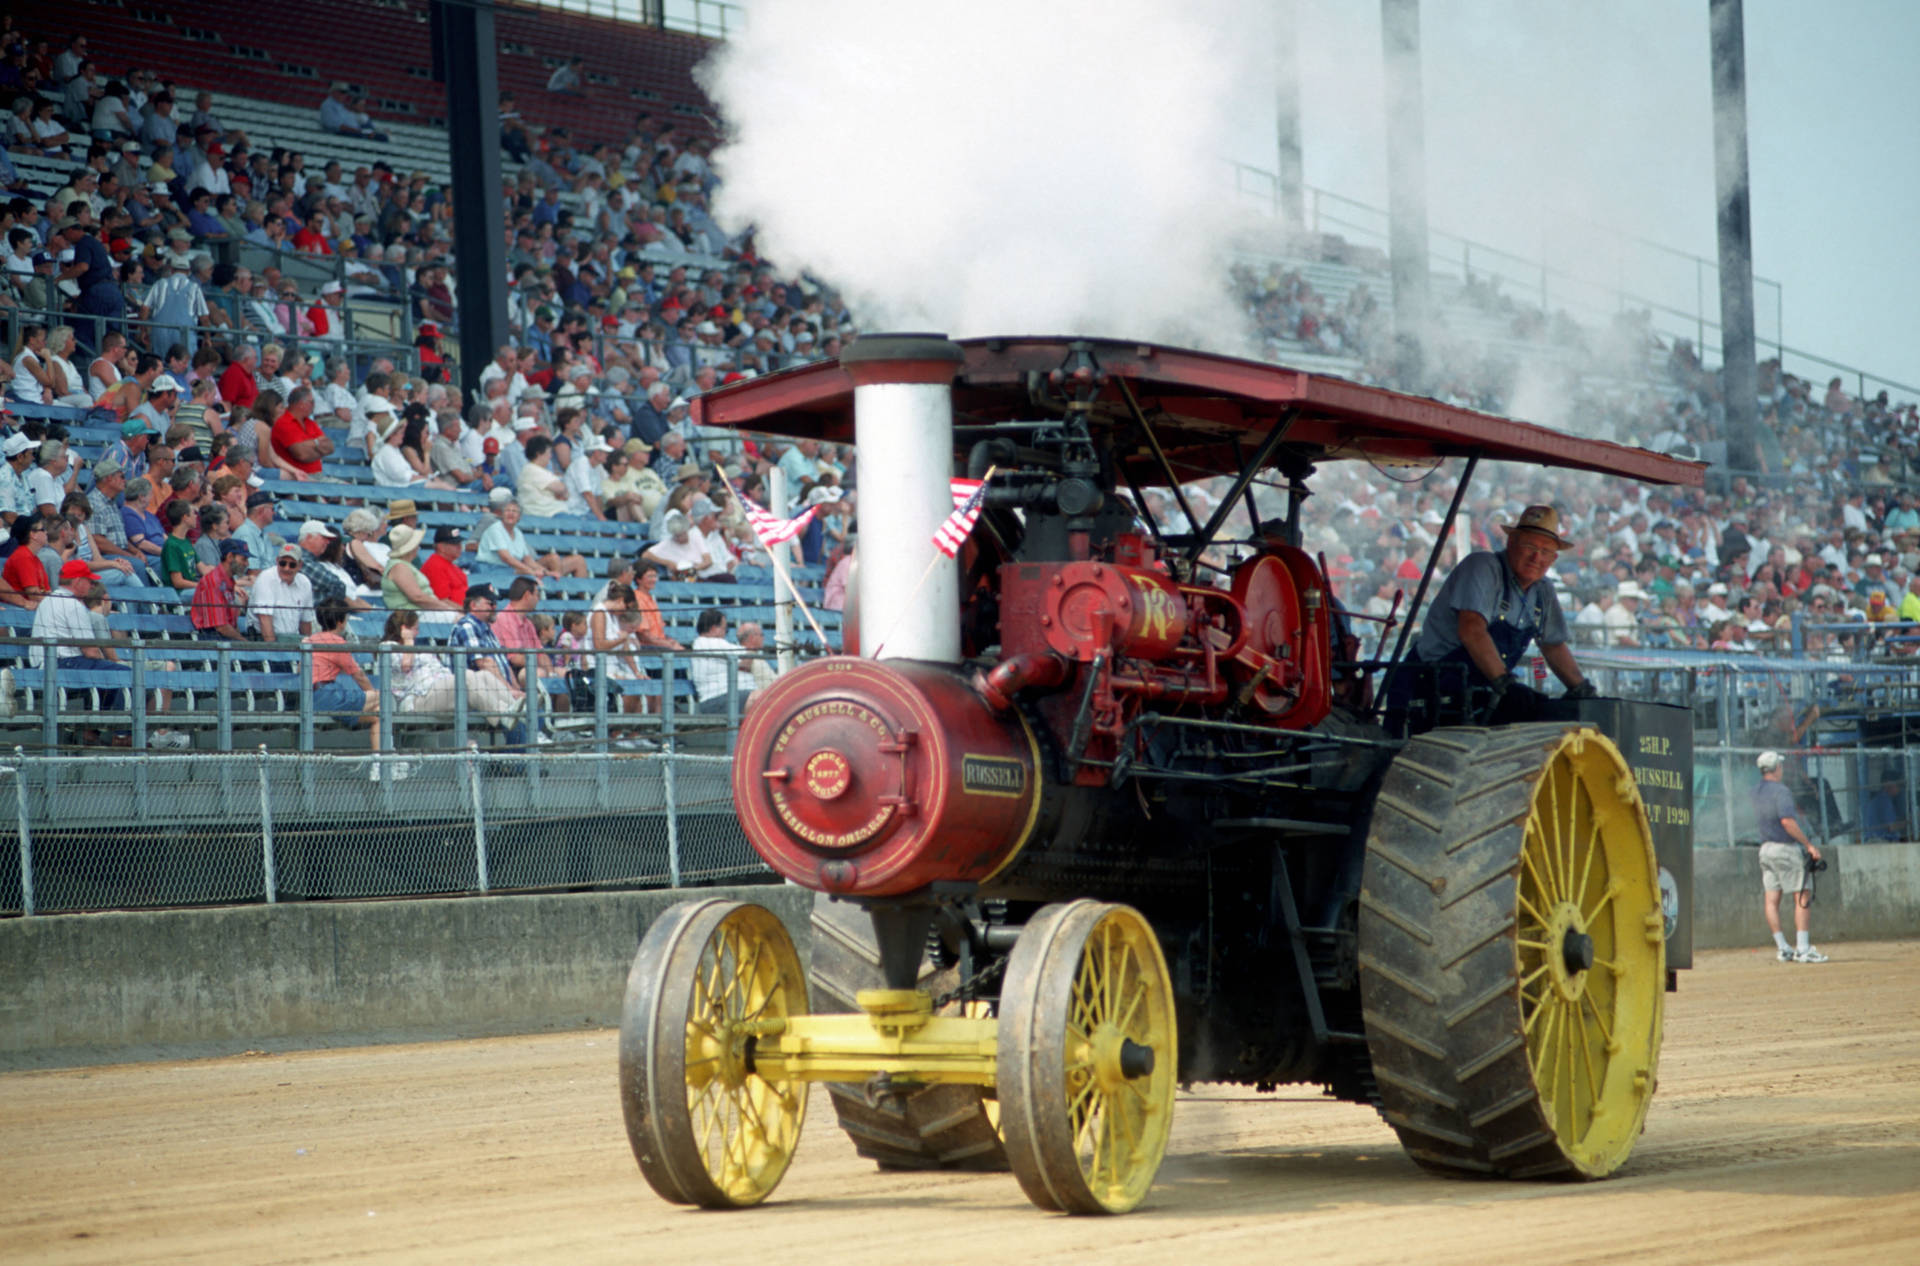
[1756,750,1784,772]
[695,320,720,335]
[1,433,34,457]
[319,280,343,296]
[151,373,183,393]
[1614,581,1649,601]
[298,518,337,539]
[365,396,395,415]
[512,416,538,432]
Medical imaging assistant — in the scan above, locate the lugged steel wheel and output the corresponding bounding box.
[1359,724,1664,1180]
[809,894,1006,1172]
[999,901,1177,1215]
[619,899,809,1208]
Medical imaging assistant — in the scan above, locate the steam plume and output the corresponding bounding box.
[697,0,1268,350]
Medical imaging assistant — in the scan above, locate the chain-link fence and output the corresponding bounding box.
[0,748,765,916]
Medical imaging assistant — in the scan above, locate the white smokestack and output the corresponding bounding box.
[841,335,965,663]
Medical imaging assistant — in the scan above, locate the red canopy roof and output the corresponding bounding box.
[692,336,1706,488]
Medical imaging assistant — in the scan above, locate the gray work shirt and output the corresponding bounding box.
[1413,549,1570,664]
[1753,778,1799,843]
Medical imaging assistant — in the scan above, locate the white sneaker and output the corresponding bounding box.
[1777,946,1795,962]
[1793,946,1830,964]
[149,729,191,749]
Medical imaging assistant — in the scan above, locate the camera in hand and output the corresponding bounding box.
[1806,855,1829,874]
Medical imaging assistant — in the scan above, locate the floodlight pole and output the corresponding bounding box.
[431,0,510,400]
[1710,0,1761,474]
[1381,0,1431,391]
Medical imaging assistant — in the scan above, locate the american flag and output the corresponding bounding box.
[714,464,814,549]
[933,477,989,558]
[742,497,814,548]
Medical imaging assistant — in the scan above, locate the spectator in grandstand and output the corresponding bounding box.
[0,431,34,525]
[449,579,528,699]
[690,608,751,716]
[1902,574,1920,625]
[285,519,361,612]
[546,55,587,98]
[9,321,58,404]
[642,509,711,581]
[380,523,459,622]
[53,219,123,338]
[600,443,662,524]
[381,606,523,734]
[318,84,387,144]
[371,414,426,488]
[302,596,385,768]
[426,410,483,489]
[27,558,128,715]
[25,440,76,519]
[190,538,250,640]
[477,497,588,581]
[267,384,333,482]
[339,506,389,587]
[232,489,280,571]
[491,576,545,679]
[250,543,315,641]
[2,515,50,605]
[420,526,469,607]
[39,326,91,405]
[736,621,780,692]
[629,563,681,652]
[515,435,569,517]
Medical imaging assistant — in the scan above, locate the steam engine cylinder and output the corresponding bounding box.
[733,657,1041,897]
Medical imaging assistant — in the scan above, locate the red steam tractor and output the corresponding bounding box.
[619,335,1702,1214]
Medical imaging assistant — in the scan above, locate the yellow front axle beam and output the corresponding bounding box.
[736,988,999,1087]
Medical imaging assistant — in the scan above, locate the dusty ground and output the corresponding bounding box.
[4,941,1917,1265]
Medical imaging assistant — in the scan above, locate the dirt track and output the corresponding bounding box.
[4,941,1917,1265]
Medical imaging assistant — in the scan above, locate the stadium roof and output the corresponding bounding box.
[693,335,1707,488]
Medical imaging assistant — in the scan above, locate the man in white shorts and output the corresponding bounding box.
[1754,750,1829,963]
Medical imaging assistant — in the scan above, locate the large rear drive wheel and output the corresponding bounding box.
[809,894,1007,1172]
[998,901,1178,1214]
[1359,724,1664,1179]
[618,899,809,1208]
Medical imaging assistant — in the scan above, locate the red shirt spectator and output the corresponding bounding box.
[292,226,335,255]
[3,539,51,600]
[220,360,259,410]
[190,549,245,634]
[271,408,327,476]
[420,535,469,606]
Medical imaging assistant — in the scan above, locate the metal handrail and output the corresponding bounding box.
[497,0,743,38]
[1224,159,1915,404]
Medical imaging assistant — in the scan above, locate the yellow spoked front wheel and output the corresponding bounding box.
[1517,729,1665,1176]
[999,901,1177,1214]
[619,900,808,1208]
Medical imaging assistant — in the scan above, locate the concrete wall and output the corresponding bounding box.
[0,884,811,1070]
[1691,842,1920,951]
[4,847,1916,1068]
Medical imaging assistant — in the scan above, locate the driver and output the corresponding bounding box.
[1399,504,1594,726]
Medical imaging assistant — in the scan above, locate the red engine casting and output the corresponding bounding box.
[733,657,1042,897]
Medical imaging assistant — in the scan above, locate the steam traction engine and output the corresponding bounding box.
[619,336,1700,1213]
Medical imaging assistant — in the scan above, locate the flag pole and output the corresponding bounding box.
[871,466,996,660]
[716,463,832,651]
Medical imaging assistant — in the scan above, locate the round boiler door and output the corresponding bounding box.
[763,696,908,852]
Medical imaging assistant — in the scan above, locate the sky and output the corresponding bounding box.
[1261,0,1920,395]
[700,0,1919,395]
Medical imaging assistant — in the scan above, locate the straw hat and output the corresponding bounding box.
[388,524,425,558]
